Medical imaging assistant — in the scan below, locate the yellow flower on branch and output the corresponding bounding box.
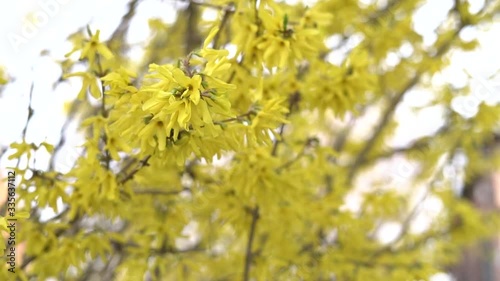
[64,72,102,100]
[65,29,114,66]
[171,69,202,105]
[252,2,326,68]
[101,67,138,97]
[8,142,33,160]
[105,135,132,161]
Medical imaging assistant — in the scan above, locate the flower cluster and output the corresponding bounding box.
[232,0,331,68]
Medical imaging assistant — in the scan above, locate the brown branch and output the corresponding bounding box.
[212,3,235,49]
[346,19,468,184]
[109,0,141,54]
[119,155,151,184]
[365,124,451,164]
[0,146,7,161]
[353,138,463,278]
[275,137,318,172]
[243,206,260,281]
[332,110,361,153]
[216,110,255,123]
[346,74,419,183]
[21,214,82,270]
[109,238,205,256]
[21,82,35,141]
[185,3,202,55]
[271,91,300,156]
[15,82,35,169]
[133,187,190,196]
[367,0,401,24]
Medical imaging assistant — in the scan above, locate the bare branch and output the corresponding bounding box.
[243,206,260,281]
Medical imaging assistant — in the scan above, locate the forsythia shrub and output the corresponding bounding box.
[1,0,500,280]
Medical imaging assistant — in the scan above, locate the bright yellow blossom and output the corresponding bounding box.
[66,29,114,66]
[64,72,102,100]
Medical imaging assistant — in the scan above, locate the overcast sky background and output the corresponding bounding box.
[0,1,498,280]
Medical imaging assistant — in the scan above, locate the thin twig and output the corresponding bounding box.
[21,82,35,141]
[119,155,151,184]
[243,206,260,281]
[347,20,466,184]
[217,111,255,123]
[133,187,190,195]
[275,137,317,172]
[271,91,300,156]
[16,82,35,169]
[21,214,81,270]
[109,0,141,54]
[366,124,451,164]
[212,3,235,49]
[185,3,202,55]
[347,74,419,183]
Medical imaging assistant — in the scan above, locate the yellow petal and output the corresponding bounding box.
[172,68,190,86]
[97,44,114,59]
[203,27,220,49]
[89,79,102,99]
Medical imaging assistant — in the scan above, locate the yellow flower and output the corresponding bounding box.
[101,67,137,96]
[198,27,233,77]
[105,135,132,161]
[202,26,220,49]
[8,142,33,160]
[232,12,259,55]
[142,91,172,114]
[171,69,202,105]
[257,35,291,68]
[300,8,333,28]
[78,30,114,65]
[138,118,171,151]
[64,72,102,100]
[81,116,107,142]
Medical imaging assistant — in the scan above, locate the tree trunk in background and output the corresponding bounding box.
[450,173,500,281]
